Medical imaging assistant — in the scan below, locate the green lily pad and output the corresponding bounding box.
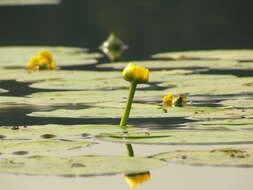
[27,90,127,105]
[29,74,129,90]
[0,46,101,68]
[220,99,253,108]
[0,155,166,176]
[0,124,134,140]
[191,108,253,119]
[161,76,253,95]
[96,130,253,145]
[98,60,238,70]
[0,139,90,154]
[152,49,253,61]
[152,147,253,167]
[191,118,253,130]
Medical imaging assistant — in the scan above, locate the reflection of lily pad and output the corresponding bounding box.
[0,139,90,154]
[96,130,253,145]
[152,147,253,167]
[0,155,166,176]
[0,46,101,68]
[152,49,253,61]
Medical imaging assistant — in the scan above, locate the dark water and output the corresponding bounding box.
[0,0,253,60]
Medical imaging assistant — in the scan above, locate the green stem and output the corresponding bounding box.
[125,144,134,157]
[120,82,137,127]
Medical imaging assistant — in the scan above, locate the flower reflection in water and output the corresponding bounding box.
[124,144,151,189]
[124,171,151,189]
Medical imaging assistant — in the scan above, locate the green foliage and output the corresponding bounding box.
[152,147,253,167]
[0,155,165,176]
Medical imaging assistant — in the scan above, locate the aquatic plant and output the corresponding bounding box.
[27,50,56,72]
[120,63,149,127]
[124,171,151,189]
[163,94,186,108]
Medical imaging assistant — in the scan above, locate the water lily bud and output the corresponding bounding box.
[27,50,56,72]
[122,63,149,84]
[124,172,151,189]
[163,94,186,107]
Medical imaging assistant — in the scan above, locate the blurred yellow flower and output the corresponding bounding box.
[163,94,186,107]
[124,172,151,189]
[27,50,56,72]
[122,63,149,84]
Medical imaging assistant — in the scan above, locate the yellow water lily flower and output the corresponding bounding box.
[27,50,56,72]
[163,94,186,107]
[122,63,149,84]
[124,172,151,189]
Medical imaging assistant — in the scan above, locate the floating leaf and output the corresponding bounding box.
[152,147,253,167]
[161,76,253,95]
[0,139,90,154]
[0,124,134,140]
[97,60,239,70]
[96,130,253,145]
[29,75,129,90]
[0,46,101,68]
[220,99,253,108]
[152,49,253,61]
[0,155,165,176]
[191,118,253,130]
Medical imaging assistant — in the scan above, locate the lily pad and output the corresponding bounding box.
[0,124,134,139]
[152,49,253,61]
[98,60,239,70]
[220,99,253,108]
[0,46,101,68]
[29,75,129,90]
[152,147,253,167]
[191,118,253,130]
[27,90,127,105]
[0,139,90,154]
[0,155,166,176]
[96,130,253,145]
[191,108,253,119]
[161,76,253,95]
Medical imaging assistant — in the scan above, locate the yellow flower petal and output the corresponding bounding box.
[124,172,151,189]
[122,63,149,84]
[26,50,56,72]
[163,94,186,107]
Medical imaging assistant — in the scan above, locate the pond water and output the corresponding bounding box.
[0,48,253,190]
[1,1,253,189]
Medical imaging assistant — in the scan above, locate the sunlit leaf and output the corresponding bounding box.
[0,155,165,176]
[152,49,253,61]
[96,130,253,145]
[152,147,253,167]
